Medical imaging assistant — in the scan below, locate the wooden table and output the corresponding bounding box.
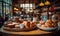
[0,26,59,36]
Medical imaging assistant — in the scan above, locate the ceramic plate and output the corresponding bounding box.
[36,24,57,31]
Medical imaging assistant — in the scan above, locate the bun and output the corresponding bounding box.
[39,20,45,25]
[40,19,58,28]
[46,20,52,24]
[30,22,36,28]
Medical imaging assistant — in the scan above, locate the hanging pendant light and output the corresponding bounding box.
[39,2,44,6]
[45,0,50,5]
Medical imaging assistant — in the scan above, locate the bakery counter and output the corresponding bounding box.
[0,26,59,36]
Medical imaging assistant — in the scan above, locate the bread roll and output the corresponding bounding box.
[41,25,45,28]
[46,20,52,24]
[45,22,52,28]
[30,22,36,28]
[39,20,45,25]
[15,25,20,28]
[7,24,15,28]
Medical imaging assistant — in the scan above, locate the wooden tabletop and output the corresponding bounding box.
[0,26,56,35]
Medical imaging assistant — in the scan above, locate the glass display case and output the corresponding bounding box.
[8,5,13,19]
[3,3,6,18]
[0,2,2,16]
[0,0,12,19]
[0,0,2,1]
[3,0,12,4]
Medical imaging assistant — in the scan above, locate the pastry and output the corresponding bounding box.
[39,20,45,25]
[41,25,45,28]
[19,19,24,23]
[3,20,37,31]
[7,24,15,28]
[52,23,58,28]
[15,25,20,28]
[30,22,36,28]
[26,21,30,28]
[46,20,52,24]
[45,22,52,28]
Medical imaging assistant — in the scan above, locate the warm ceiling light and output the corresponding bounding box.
[39,2,44,6]
[30,9,33,12]
[14,8,18,10]
[45,0,50,5]
[16,9,18,10]
[14,8,17,10]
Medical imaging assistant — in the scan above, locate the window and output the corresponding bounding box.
[3,0,12,4]
[0,0,2,1]
[20,4,35,13]
[3,3,12,18]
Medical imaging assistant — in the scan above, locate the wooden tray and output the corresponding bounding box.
[3,26,36,32]
[0,26,55,35]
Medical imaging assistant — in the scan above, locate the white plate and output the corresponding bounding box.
[58,22,60,30]
[36,24,57,31]
[38,27,57,31]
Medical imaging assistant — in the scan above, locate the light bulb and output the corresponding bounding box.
[45,1,50,5]
[39,2,44,6]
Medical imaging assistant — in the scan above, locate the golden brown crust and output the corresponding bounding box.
[40,20,58,28]
[39,20,45,25]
